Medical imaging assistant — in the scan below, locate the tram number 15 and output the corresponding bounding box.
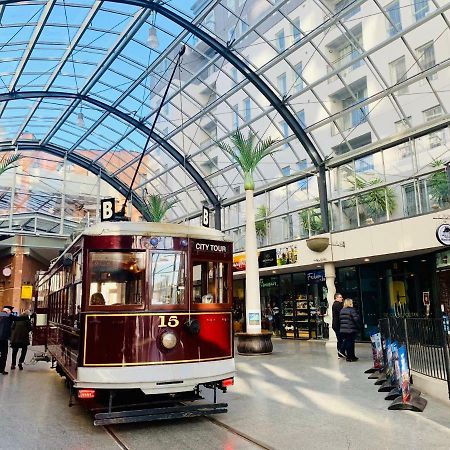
[158,315,179,328]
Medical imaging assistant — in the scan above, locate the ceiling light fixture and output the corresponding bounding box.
[77,111,85,128]
[148,25,159,49]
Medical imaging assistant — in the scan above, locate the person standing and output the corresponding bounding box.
[332,293,345,358]
[0,306,14,375]
[10,310,32,370]
[339,298,360,362]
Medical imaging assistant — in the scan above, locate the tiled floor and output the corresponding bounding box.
[1,339,449,449]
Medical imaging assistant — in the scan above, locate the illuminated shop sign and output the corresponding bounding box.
[306,270,325,283]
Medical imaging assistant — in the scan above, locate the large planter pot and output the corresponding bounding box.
[235,331,273,355]
[306,236,329,252]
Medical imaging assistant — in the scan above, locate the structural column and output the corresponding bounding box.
[324,261,336,343]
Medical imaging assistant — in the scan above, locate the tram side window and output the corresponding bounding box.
[150,252,185,305]
[192,261,229,304]
[88,252,145,306]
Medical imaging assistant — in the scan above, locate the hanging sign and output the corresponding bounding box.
[436,223,450,246]
[100,198,116,221]
[201,205,210,228]
[21,285,33,300]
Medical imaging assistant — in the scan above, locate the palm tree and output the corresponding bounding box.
[218,130,278,333]
[143,193,177,222]
[0,153,22,176]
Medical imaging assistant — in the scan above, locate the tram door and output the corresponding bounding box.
[32,271,48,346]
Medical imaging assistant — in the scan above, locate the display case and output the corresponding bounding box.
[280,296,322,339]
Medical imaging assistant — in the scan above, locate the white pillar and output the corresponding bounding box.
[245,189,262,333]
[324,262,336,343]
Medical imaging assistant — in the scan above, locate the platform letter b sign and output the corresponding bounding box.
[202,206,210,228]
[101,198,115,222]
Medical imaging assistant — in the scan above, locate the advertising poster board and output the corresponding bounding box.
[370,331,383,369]
[398,345,411,403]
[386,338,393,380]
[392,341,401,387]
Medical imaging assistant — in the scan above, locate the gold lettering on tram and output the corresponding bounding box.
[158,315,180,328]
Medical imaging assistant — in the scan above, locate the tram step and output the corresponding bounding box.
[94,402,228,426]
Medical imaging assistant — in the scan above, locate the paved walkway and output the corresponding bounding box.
[0,339,449,449]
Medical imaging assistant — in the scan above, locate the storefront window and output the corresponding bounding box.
[88,252,145,306]
[192,261,229,303]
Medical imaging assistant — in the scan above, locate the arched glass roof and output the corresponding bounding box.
[0,0,449,223]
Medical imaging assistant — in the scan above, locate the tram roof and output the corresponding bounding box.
[82,221,232,242]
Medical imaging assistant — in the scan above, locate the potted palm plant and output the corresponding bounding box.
[428,160,449,210]
[218,130,278,354]
[142,193,177,222]
[347,175,396,224]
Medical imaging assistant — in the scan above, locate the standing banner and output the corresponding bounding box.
[398,345,411,403]
[392,341,401,387]
[370,331,383,369]
[385,338,393,381]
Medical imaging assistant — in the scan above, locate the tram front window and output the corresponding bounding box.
[192,261,229,304]
[88,252,145,306]
[150,252,185,305]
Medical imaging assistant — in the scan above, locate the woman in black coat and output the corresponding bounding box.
[10,311,32,370]
[339,299,360,362]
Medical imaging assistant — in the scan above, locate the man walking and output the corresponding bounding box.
[0,306,13,374]
[332,293,345,358]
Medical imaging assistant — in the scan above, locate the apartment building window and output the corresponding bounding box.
[355,155,374,173]
[232,104,239,129]
[335,0,361,20]
[414,0,429,21]
[297,109,306,127]
[341,87,368,129]
[416,41,436,80]
[282,166,290,176]
[282,214,294,240]
[386,1,402,37]
[423,105,444,148]
[297,160,308,190]
[277,72,287,97]
[241,15,249,34]
[292,17,301,43]
[279,120,289,147]
[243,97,251,122]
[204,11,215,31]
[231,67,238,84]
[293,62,303,93]
[395,117,412,158]
[389,56,408,94]
[276,29,286,52]
[329,31,363,75]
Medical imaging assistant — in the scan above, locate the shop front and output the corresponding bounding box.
[336,254,436,340]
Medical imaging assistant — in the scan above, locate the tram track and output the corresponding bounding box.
[103,417,273,450]
[204,416,273,450]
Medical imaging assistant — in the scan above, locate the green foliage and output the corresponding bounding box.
[428,160,449,206]
[255,205,269,238]
[0,153,22,176]
[217,130,278,190]
[348,175,396,219]
[299,207,323,235]
[143,194,177,222]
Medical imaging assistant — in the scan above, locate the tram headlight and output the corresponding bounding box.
[161,331,177,350]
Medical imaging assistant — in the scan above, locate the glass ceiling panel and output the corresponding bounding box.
[0,0,448,221]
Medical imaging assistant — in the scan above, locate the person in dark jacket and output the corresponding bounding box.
[10,311,32,370]
[332,293,345,358]
[0,306,14,374]
[339,299,360,362]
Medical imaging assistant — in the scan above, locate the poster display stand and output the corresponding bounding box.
[388,345,427,412]
[366,331,383,374]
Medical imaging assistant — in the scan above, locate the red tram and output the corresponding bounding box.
[34,222,235,425]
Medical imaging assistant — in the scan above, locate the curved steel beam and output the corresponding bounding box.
[0,90,219,209]
[0,141,152,221]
